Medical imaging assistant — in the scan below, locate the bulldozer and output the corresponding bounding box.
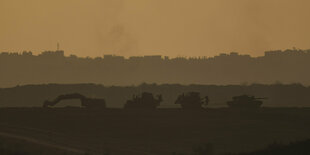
[175,92,209,109]
[124,92,162,109]
[227,95,267,108]
[43,93,106,109]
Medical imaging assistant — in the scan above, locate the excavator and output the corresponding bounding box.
[43,93,106,108]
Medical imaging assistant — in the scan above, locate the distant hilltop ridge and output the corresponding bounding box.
[1,48,310,60]
[1,48,310,88]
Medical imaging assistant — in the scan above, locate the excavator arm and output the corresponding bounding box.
[43,93,106,109]
[43,93,85,108]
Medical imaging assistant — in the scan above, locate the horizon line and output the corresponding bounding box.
[1,48,310,60]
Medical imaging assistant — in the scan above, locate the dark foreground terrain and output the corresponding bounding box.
[1,108,310,155]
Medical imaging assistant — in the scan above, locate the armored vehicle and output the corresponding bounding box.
[175,92,209,109]
[227,95,266,108]
[124,92,162,109]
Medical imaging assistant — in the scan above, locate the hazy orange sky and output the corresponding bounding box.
[1,0,310,57]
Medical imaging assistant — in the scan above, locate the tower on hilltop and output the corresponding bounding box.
[57,42,60,51]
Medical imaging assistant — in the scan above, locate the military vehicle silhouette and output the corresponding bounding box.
[43,93,106,108]
[175,92,209,109]
[227,95,267,108]
[124,92,162,109]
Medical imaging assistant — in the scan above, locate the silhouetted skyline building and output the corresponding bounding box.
[1,48,310,87]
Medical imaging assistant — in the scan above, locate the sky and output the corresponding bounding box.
[0,0,310,57]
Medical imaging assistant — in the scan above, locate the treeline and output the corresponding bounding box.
[0,83,309,108]
[1,49,310,87]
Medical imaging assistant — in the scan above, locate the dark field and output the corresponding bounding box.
[0,136,82,155]
[1,108,310,155]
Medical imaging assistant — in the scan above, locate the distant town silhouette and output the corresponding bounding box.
[1,48,310,87]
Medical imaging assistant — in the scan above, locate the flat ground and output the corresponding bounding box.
[0,135,82,155]
[0,107,310,154]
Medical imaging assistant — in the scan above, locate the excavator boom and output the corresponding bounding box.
[43,93,106,108]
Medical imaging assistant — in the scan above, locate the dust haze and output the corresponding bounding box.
[2,1,310,155]
[1,0,310,57]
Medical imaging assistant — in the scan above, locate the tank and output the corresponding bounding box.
[227,95,266,108]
